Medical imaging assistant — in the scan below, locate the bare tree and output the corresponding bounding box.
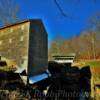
[54,0,69,17]
[0,0,20,25]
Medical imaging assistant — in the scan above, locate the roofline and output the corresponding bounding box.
[52,56,75,57]
[0,19,42,30]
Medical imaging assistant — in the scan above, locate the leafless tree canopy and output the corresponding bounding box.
[49,13,100,60]
[0,0,20,25]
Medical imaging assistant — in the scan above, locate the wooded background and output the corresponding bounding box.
[49,13,100,60]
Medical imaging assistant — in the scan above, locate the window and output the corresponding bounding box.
[0,31,4,36]
[21,25,24,30]
[10,28,13,32]
[0,41,2,45]
[20,36,24,41]
[9,39,12,43]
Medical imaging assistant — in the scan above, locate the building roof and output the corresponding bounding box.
[52,53,76,58]
[0,19,42,30]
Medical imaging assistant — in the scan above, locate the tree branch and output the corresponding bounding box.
[54,0,98,18]
[54,0,70,17]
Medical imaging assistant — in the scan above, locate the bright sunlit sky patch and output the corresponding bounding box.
[15,0,100,45]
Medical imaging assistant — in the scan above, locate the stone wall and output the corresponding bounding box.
[0,22,29,67]
[0,20,48,77]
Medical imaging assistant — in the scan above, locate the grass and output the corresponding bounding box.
[84,60,100,68]
[76,60,100,99]
[0,66,16,72]
[75,60,100,68]
[74,60,100,84]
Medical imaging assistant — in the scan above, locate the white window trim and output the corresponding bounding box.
[20,36,24,41]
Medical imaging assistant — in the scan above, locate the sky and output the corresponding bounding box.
[15,0,100,45]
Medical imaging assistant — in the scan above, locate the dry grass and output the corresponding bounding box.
[73,60,100,100]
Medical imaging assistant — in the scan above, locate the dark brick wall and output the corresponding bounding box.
[28,20,48,76]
